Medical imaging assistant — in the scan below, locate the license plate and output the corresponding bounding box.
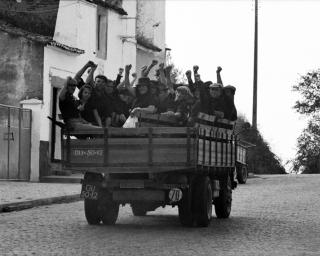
[81,184,99,200]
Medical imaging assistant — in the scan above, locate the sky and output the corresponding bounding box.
[166,0,320,170]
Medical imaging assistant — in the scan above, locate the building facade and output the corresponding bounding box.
[0,0,166,181]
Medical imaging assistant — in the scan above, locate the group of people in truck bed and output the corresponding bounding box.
[58,60,237,130]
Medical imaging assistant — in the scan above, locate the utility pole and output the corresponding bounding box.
[252,0,258,129]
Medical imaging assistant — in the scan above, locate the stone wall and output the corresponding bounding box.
[0,31,44,106]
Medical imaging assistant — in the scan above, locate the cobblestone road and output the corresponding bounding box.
[1,175,320,256]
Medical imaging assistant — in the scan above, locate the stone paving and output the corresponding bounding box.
[0,181,81,205]
[1,174,320,256]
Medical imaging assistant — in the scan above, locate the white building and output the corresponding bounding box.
[0,0,166,181]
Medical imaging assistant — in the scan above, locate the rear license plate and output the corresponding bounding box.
[81,184,99,200]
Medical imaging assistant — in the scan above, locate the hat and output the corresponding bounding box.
[224,85,236,93]
[136,77,151,87]
[209,83,222,89]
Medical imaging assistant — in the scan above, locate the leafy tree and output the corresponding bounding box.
[293,70,320,173]
[236,114,286,174]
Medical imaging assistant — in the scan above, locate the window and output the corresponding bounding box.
[97,10,108,59]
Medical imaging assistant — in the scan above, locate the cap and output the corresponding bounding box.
[209,83,222,89]
[224,85,236,92]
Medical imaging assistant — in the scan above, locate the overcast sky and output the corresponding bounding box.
[166,0,320,170]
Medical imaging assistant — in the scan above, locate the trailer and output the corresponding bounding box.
[61,113,248,227]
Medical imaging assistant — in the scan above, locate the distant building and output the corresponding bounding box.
[0,0,166,181]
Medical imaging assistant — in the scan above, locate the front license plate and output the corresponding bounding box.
[81,184,99,200]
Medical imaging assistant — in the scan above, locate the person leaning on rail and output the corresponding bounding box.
[58,77,100,130]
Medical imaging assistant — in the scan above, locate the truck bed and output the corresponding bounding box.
[62,127,197,173]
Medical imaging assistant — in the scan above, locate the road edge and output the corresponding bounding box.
[0,194,82,213]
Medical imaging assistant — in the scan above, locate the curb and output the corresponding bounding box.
[0,194,82,213]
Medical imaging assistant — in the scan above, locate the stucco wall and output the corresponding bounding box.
[136,0,166,51]
[0,31,43,106]
[136,0,166,79]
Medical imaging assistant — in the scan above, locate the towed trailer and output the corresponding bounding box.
[61,113,249,227]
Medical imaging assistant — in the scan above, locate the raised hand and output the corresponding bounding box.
[193,65,199,74]
[141,65,148,77]
[125,64,132,74]
[151,59,158,66]
[185,70,192,78]
[119,68,124,75]
[216,66,222,73]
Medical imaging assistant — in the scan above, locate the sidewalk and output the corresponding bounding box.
[0,181,82,213]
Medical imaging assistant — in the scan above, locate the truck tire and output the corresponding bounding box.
[214,175,232,218]
[194,176,212,227]
[178,187,194,227]
[84,199,101,225]
[237,164,248,184]
[100,201,119,225]
[131,203,148,216]
[83,172,103,225]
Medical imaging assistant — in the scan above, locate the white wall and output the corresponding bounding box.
[42,0,137,159]
[136,0,166,78]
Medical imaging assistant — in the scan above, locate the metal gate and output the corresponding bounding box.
[0,104,32,180]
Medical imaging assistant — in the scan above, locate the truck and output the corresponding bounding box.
[60,112,249,227]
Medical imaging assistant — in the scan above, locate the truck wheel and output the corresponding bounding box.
[100,201,119,225]
[131,203,148,216]
[178,187,194,227]
[83,172,103,225]
[194,176,212,227]
[237,165,248,184]
[214,175,232,218]
[84,199,101,225]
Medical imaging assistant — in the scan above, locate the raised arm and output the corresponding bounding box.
[165,65,174,91]
[114,68,124,86]
[142,59,158,78]
[74,61,94,87]
[85,64,97,87]
[158,63,167,86]
[123,64,136,96]
[130,72,137,87]
[185,70,196,92]
[216,66,223,86]
[193,65,199,82]
[59,77,73,101]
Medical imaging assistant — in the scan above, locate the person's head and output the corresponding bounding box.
[175,85,193,102]
[95,75,108,88]
[118,88,131,103]
[158,82,169,98]
[223,85,236,99]
[195,74,201,82]
[209,83,223,99]
[136,77,150,96]
[150,80,160,96]
[193,87,200,99]
[78,84,93,101]
[103,79,115,95]
[66,77,78,94]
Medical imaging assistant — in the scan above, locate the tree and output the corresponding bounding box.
[293,70,320,173]
[236,114,286,174]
